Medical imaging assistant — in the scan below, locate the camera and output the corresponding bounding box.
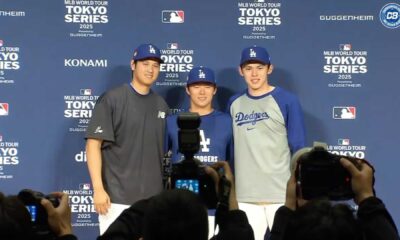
[292,142,362,201]
[169,112,218,209]
[18,189,59,239]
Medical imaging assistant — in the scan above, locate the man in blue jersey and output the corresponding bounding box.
[166,66,232,165]
[166,66,233,238]
[227,46,306,240]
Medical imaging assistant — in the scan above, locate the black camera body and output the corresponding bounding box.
[169,112,218,209]
[18,189,59,239]
[294,144,361,201]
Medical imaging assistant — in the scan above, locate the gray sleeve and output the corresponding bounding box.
[85,94,115,142]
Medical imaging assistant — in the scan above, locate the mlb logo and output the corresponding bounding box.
[333,106,356,120]
[0,135,2,141]
[0,103,9,116]
[255,0,265,2]
[340,44,352,51]
[80,89,92,95]
[338,139,350,145]
[79,183,91,190]
[167,43,179,49]
[0,40,3,47]
[162,10,184,23]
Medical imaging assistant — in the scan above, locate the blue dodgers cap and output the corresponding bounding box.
[132,43,164,63]
[187,66,216,86]
[240,45,271,66]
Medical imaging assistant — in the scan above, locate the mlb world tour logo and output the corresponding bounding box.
[238,2,281,25]
[0,47,20,70]
[0,141,19,165]
[64,94,98,118]
[64,0,108,24]
[323,50,367,74]
[160,49,194,73]
[65,193,95,213]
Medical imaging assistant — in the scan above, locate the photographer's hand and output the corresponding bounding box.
[207,161,238,210]
[340,158,374,204]
[285,174,297,210]
[41,192,73,237]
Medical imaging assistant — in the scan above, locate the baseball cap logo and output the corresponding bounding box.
[198,69,205,79]
[149,45,156,54]
[250,49,257,57]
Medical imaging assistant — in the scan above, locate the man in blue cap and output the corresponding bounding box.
[85,43,169,234]
[166,66,233,238]
[227,46,306,240]
[166,66,232,166]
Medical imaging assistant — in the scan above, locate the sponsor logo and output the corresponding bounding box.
[324,44,367,88]
[64,89,99,133]
[157,111,166,119]
[0,10,25,17]
[379,3,400,29]
[75,151,87,162]
[328,139,366,159]
[64,0,109,38]
[94,126,103,133]
[158,43,194,86]
[64,59,108,67]
[0,103,9,116]
[235,111,269,126]
[320,15,374,21]
[237,0,282,40]
[162,10,184,23]
[332,106,356,120]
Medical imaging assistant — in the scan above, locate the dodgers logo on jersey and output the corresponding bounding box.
[235,110,269,126]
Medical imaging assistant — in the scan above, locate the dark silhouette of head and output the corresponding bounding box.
[143,189,208,240]
[282,199,362,240]
[0,192,33,240]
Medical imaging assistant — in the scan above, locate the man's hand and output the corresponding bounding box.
[41,192,73,237]
[340,158,374,204]
[93,188,111,215]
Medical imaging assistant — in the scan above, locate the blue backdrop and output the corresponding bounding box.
[1,0,399,238]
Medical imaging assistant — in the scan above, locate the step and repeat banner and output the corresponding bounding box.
[1,0,399,238]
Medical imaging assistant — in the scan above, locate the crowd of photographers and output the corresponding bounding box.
[1,146,400,240]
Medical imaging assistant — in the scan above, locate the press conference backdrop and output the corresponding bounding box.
[1,0,399,238]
